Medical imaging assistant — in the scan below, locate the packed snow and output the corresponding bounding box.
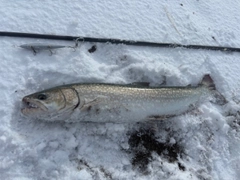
[1,1,240,180]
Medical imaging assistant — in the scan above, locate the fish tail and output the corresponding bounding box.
[200,74,216,90]
[200,74,227,105]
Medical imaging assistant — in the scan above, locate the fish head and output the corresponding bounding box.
[21,87,79,120]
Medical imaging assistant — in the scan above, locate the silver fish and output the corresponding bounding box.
[21,75,215,122]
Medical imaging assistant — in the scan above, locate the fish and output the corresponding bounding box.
[21,75,216,122]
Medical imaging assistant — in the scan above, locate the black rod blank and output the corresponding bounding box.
[0,31,240,53]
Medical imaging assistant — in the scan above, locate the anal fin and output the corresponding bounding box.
[147,114,176,121]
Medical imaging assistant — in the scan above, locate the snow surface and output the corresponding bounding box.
[1,1,240,179]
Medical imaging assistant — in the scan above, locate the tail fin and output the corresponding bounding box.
[200,74,216,90]
[200,74,227,105]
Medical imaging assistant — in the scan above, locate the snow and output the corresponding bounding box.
[1,0,240,179]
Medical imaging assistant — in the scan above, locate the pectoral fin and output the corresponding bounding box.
[80,96,107,112]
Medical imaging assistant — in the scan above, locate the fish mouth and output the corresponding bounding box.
[21,97,47,115]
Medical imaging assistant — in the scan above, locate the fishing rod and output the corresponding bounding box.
[1,31,240,53]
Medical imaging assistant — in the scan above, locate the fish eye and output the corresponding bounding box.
[37,94,47,100]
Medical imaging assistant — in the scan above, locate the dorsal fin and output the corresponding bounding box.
[129,82,150,87]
